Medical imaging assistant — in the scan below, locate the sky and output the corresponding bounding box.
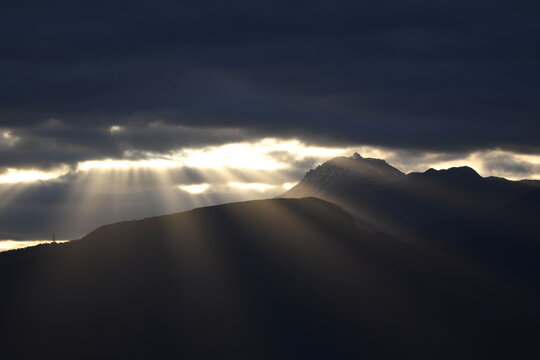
[1,0,539,242]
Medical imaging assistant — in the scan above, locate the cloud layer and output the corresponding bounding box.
[1,0,539,154]
[1,137,540,241]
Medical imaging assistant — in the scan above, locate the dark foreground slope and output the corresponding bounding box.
[412,187,540,287]
[1,198,539,360]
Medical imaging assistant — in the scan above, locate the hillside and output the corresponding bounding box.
[1,197,539,359]
[281,153,539,234]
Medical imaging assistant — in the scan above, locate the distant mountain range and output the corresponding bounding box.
[1,154,540,359]
[281,153,540,234]
[281,153,540,291]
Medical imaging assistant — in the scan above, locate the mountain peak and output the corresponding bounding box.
[281,154,404,201]
[325,153,395,169]
[351,152,363,160]
[312,154,403,180]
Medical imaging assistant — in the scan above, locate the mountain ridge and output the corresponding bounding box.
[2,162,540,359]
[2,196,539,359]
[281,153,539,235]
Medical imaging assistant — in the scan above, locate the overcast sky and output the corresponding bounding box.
[1,0,539,241]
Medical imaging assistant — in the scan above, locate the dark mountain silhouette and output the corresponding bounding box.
[409,187,540,286]
[1,197,540,359]
[414,187,540,241]
[281,153,539,234]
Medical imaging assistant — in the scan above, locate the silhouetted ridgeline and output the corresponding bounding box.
[281,153,540,234]
[1,197,539,359]
[282,153,540,299]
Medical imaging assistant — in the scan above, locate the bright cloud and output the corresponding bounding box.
[0,130,20,147]
[178,138,346,170]
[78,158,180,171]
[109,125,123,134]
[0,167,69,184]
[282,182,297,190]
[78,138,349,173]
[2,137,540,243]
[227,182,277,192]
[178,183,210,194]
[3,137,540,186]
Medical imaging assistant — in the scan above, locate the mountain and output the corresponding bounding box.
[2,197,540,359]
[280,153,406,232]
[282,153,540,296]
[288,153,405,197]
[281,153,539,234]
[415,186,540,241]
[410,187,540,286]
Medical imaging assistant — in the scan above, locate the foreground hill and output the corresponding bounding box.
[281,153,539,234]
[410,187,540,286]
[1,197,539,359]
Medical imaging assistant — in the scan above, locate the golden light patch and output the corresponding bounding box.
[77,138,349,172]
[282,182,297,190]
[0,168,68,184]
[77,159,179,171]
[178,138,348,170]
[227,181,276,192]
[0,240,70,252]
[178,183,211,194]
[109,125,123,134]
[3,136,540,184]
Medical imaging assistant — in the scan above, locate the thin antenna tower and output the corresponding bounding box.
[52,233,56,243]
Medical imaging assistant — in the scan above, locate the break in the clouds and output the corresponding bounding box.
[0,137,350,240]
[1,0,539,152]
[1,135,540,242]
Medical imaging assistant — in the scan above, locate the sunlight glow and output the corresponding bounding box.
[227,181,276,192]
[78,159,180,171]
[0,167,68,184]
[3,137,540,186]
[0,240,70,252]
[4,131,539,243]
[110,125,123,134]
[282,182,297,190]
[1,130,19,147]
[77,138,349,172]
[178,183,210,194]
[514,153,540,165]
[180,144,284,170]
[178,138,348,170]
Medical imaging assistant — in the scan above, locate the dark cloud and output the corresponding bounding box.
[1,0,539,155]
[0,121,256,170]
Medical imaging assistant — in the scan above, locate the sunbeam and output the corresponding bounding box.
[3,136,540,246]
